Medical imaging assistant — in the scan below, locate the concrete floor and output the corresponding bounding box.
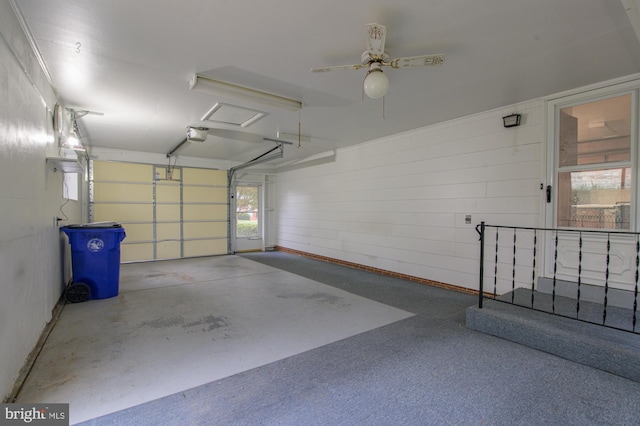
[15,255,413,424]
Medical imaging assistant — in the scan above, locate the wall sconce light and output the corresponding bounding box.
[502,113,521,128]
[66,131,80,148]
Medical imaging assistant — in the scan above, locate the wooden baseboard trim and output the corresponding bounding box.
[275,246,478,296]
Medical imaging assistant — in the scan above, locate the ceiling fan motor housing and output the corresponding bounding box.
[361,50,390,66]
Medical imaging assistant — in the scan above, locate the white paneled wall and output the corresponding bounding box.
[276,99,544,291]
[0,1,82,400]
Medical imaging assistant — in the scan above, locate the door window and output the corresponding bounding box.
[236,186,259,238]
[554,93,634,229]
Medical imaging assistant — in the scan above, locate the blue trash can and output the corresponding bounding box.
[62,222,126,302]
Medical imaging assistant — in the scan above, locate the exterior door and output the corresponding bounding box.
[234,184,262,252]
[545,86,637,290]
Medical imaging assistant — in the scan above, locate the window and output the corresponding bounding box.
[63,172,79,201]
[553,92,634,230]
[236,186,259,238]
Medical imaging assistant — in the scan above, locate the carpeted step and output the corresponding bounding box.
[466,299,640,382]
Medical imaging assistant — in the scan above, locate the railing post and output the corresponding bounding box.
[577,232,583,319]
[634,235,639,332]
[603,233,610,326]
[478,221,485,308]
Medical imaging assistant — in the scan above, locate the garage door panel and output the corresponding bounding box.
[157,241,181,259]
[183,186,226,202]
[184,239,227,257]
[184,222,226,239]
[156,204,181,221]
[157,223,181,240]
[93,161,152,182]
[121,243,154,262]
[94,204,153,223]
[92,161,228,262]
[156,185,180,203]
[94,182,152,203]
[182,168,226,185]
[119,223,152,242]
[183,204,227,221]
[155,167,181,181]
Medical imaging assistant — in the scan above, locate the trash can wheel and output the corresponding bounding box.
[66,282,91,303]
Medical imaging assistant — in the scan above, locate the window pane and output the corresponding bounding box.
[236,186,259,237]
[559,94,631,167]
[557,168,631,229]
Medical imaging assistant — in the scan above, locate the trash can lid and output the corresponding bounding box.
[65,222,122,229]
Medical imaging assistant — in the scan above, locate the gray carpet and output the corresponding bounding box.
[467,297,640,382]
[79,251,640,425]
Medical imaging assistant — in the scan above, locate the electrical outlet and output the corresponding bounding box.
[465,215,472,224]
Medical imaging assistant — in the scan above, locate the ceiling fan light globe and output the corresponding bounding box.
[363,70,389,99]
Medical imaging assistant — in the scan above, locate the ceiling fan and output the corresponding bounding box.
[311,23,445,99]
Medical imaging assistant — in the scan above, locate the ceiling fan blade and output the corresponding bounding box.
[365,23,386,57]
[390,54,446,68]
[310,63,365,72]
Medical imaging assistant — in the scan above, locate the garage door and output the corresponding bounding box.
[90,160,228,262]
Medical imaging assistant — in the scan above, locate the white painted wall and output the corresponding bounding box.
[0,1,82,400]
[275,99,545,291]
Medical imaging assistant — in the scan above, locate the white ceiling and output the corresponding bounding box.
[12,0,640,168]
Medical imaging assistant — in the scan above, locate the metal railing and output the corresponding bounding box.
[476,222,640,334]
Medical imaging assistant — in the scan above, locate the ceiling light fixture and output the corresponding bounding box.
[65,131,80,148]
[363,64,389,99]
[60,129,85,152]
[60,108,101,151]
[190,74,303,111]
[66,132,79,147]
[61,112,86,151]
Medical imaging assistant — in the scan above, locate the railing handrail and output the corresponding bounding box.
[476,221,640,334]
[476,222,640,237]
